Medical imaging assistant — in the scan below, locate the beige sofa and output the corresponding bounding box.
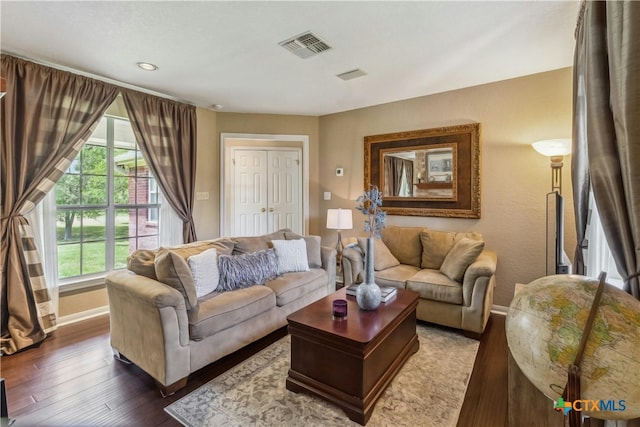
[342,226,496,335]
[105,229,336,396]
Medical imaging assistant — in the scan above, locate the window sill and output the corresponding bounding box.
[59,274,110,293]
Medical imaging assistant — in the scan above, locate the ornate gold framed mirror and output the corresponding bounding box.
[364,123,480,218]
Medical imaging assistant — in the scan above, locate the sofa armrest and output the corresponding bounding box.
[105,270,190,386]
[320,246,337,293]
[342,246,364,287]
[461,249,497,306]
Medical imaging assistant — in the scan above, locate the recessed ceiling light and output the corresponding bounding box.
[136,62,158,71]
[211,104,223,110]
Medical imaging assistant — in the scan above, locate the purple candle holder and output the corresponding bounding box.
[332,299,348,320]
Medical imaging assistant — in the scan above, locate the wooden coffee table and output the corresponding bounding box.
[286,287,419,425]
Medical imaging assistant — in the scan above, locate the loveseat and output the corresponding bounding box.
[341,226,497,335]
[105,229,336,396]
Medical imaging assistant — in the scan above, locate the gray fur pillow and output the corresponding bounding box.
[217,249,279,291]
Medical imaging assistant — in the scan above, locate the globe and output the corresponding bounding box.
[506,274,640,420]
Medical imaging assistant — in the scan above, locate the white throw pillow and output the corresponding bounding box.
[187,248,219,298]
[271,239,310,274]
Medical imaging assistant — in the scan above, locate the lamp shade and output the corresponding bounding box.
[532,139,572,157]
[326,208,353,230]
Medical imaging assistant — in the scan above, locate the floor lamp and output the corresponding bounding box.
[532,138,572,275]
[326,208,353,271]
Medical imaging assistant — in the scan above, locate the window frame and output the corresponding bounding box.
[54,114,161,287]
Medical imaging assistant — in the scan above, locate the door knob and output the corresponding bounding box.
[269,208,274,212]
[261,208,266,212]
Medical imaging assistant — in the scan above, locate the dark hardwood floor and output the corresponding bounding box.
[2,313,507,426]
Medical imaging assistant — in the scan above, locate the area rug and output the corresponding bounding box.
[165,324,479,427]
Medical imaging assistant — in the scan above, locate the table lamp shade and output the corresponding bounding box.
[326,209,353,230]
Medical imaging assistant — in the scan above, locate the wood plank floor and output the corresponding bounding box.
[2,313,507,426]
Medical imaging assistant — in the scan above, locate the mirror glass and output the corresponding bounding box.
[381,145,457,201]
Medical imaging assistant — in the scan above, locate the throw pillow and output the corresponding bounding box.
[154,248,200,310]
[284,232,322,268]
[187,248,219,298]
[271,239,310,274]
[420,229,484,269]
[357,237,400,271]
[440,237,485,282]
[217,249,279,291]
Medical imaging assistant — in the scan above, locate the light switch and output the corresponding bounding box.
[323,192,332,201]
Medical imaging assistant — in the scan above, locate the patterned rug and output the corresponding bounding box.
[165,324,479,427]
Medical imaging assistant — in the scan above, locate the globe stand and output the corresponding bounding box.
[561,272,607,427]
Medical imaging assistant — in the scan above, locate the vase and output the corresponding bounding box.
[356,237,382,310]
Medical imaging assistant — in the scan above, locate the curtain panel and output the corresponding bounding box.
[121,90,197,243]
[572,1,640,299]
[1,55,118,354]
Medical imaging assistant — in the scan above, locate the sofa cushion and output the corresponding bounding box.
[217,249,279,291]
[406,269,463,304]
[189,285,276,340]
[373,264,421,289]
[265,268,327,306]
[440,237,485,282]
[203,238,235,256]
[284,232,322,268]
[420,229,483,269]
[187,248,219,298]
[357,237,400,271]
[382,226,423,267]
[127,249,158,280]
[271,239,310,274]
[231,229,290,255]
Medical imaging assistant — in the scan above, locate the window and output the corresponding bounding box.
[55,116,159,281]
[584,190,624,289]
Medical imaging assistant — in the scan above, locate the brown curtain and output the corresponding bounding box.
[393,157,404,196]
[121,90,197,243]
[403,159,414,197]
[383,156,393,197]
[572,1,640,299]
[1,55,118,354]
[571,1,590,276]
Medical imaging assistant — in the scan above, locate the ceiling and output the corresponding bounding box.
[1,1,580,116]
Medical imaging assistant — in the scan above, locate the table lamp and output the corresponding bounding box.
[326,208,353,264]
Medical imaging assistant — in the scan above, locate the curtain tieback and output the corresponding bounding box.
[625,271,640,283]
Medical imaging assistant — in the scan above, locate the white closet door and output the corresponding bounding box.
[268,150,301,233]
[230,148,302,236]
[233,150,268,236]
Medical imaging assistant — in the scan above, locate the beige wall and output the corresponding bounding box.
[319,67,576,307]
[193,107,220,239]
[59,286,109,318]
[59,67,575,318]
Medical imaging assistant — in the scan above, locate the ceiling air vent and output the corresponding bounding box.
[279,32,332,59]
[337,69,368,81]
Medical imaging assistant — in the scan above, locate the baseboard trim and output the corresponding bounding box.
[491,305,508,316]
[58,306,109,327]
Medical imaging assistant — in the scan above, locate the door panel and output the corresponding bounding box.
[233,150,268,236]
[268,150,300,233]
